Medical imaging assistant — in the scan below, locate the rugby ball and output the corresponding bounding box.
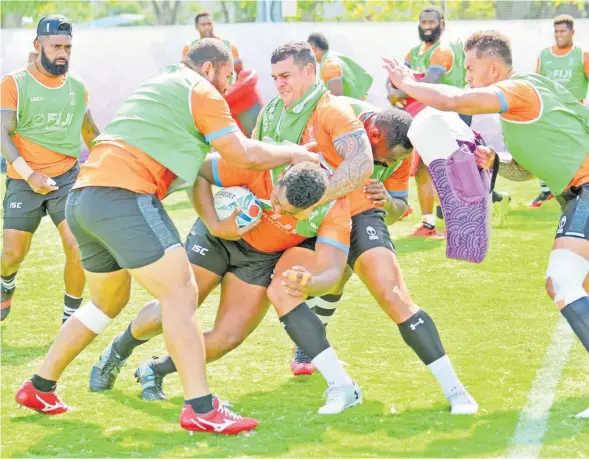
[213,186,263,229]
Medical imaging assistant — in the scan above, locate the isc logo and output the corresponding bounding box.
[30,96,44,102]
[190,245,208,255]
[9,202,22,209]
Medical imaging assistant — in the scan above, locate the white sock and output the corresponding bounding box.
[312,347,352,386]
[422,214,435,227]
[1,276,17,290]
[427,354,464,398]
[307,296,340,326]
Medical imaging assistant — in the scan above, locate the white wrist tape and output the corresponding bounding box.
[12,157,35,181]
[74,301,112,334]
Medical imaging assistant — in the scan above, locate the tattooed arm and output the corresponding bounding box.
[318,130,373,205]
[81,109,101,149]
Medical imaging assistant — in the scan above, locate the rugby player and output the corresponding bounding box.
[182,12,244,78]
[91,154,358,414]
[90,41,374,415]
[307,32,372,99]
[1,15,100,323]
[15,39,318,434]
[388,6,466,237]
[531,14,589,207]
[290,97,479,415]
[384,30,589,418]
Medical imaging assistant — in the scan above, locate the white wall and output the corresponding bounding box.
[1,20,588,128]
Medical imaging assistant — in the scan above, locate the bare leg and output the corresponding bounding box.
[38,269,131,380]
[56,220,85,298]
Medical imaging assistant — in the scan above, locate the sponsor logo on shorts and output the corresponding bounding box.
[366,226,379,241]
[190,245,209,255]
[30,96,44,102]
[556,216,566,234]
[8,202,22,209]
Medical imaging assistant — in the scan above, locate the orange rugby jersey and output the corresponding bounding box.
[494,78,589,188]
[74,79,238,200]
[212,155,351,254]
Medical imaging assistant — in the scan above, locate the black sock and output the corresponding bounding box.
[31,374,57,392]
[398,309,446,365]
[280,302,330,360]
[152,355,177,376]
[561,296,589,353]
[185,394,214,414]
[311,293,342,324]
[492,190,503,203]
[62,294,83,323]
[113,323,148,359]
[436,205,444,220]
[1,271,17,290]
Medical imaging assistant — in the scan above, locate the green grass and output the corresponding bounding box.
[1,177,588,458]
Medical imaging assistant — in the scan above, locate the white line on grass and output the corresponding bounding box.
[505,316,574,458]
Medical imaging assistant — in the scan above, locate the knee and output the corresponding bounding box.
[205,328,246,361]
[545,249,589,307]
[267,281,294,314]
[2,244,27,267]
[63,239,81,262]
[136,299,163,336]
[160,278,198,314]
[376,285,415,323]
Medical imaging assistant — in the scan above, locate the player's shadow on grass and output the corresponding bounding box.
[9,378,586,458]
[0,338,52,367]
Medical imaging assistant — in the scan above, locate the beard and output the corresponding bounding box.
[41,47,69,76]
[418,24,442,43]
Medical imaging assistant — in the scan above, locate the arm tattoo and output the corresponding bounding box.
[498,157,534,182]
[0,110,21,164]
[326,130,373,202]
[81,111,100,148]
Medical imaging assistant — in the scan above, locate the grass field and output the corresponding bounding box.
[1,177,588,458]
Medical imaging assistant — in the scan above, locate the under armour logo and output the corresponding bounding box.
[354,390,360,400]
[409,318,424,331]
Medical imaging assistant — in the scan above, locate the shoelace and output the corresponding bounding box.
[216,400,243,420]
[294,346,312,364]
[101,353,122,376]
[152,371,165,394]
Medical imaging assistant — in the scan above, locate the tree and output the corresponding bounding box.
[340,0,496,21]
[150,0,182,25]
[283,0,333,22]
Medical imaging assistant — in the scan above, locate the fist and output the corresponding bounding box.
[363,179,388,208]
